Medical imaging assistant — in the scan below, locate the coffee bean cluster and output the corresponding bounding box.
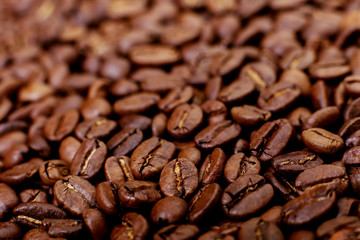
[1,0,360,239]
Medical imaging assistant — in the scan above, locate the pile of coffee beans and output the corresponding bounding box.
[2,0,360,239]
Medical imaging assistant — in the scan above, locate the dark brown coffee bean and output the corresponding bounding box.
[309,62,350,80]
[199,148,226,185]
[131,137,176,179]
[107,128,143,157]
[289,230,316,240]
[205,76,222,100]
[338,117,360,138]
[188,183,222,223]
[234,139,250,153]
[316,216,359,239]
[0,97,12,122]
[13,202,67,228]
[167,104,203,139]
[279,69,311,97]
[111,212,149,240]
[280,47,315,70]
[302,128,344,154]
[39,160,70,186]
[130,45,180,65]
[119,114,151,131]
[250,119,294,162]
[19,189,47,203]
[110,79,139,97]
[2,143,28,168]
[80,97,112,120]
[42,218,83,238]
[224,153,261,183]
[28,116,51,158]
[141,74,184,93]
[222,174,274,219]
[201,100,227,125]
[54,175,97,216]
[347,166,360,196]
[18,82,54,102]
[311,80,331,110]
[264,167,298,201]
[177,147,201,166]
[100,56,130,80]
[70,138,106,179]
[198,230,235,240]
[158,86,194,113]
[240,62,276,91]
[83,209,108,240]
[118,180,161,208]
[334,81,346,108]
[75,117,116,140]
[153,224,200,240]
[258,82,301,113]
[260,206,282,224]
[114,92,160,115]
[104,156,134,185]
[152,113,167,137]
[342,146,360,165]
[337,197,360,217]
[59,136,81,164]
[0,183,19,219]
[302,106,340,130]
[0,158,43,185]
[231,105,271,126]
[23,228,55,240]
[238,218,284,240]
[282,185,336,226]
[95,182,119,216]
[52,94,84,115]
[195,120,241,150]
[271,151,323,175]
[0,131,26,156]
[159,158,198,198]
[151,196,188,225]
[344,75,360,96]
[0,222,22,240]
[218,78,255,104]
[44,109,79,141]
[344,97,360,121]
[0,120,27,136]
[346,130,360,148]
[295,164,348,194]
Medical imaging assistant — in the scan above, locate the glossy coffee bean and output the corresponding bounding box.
[224,153,261,183]
[104,156,134,186]
[0,158,43,185]
[238,218,284,240]
[0,183,19,219]
[107,128,143,157]
[151,196,188,225]
[177,147,201,166]
[0,222,22,240]
[114,92,160,115]
[199,148,226,185]
[83,209,108,240]
[44,109,79,141]
[75,117,116,140]
[153,224,200,240]
[42,218,84,238]
[19,189,47,203]
[302,128,344,154]
[231,105,271,126]
[111,212,149,240]
[39,160,70,186]
[95,182,119,215]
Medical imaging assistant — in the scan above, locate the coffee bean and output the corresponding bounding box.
[44,109,79,141]
[19,189,47,203]
[167,103,203,139]
[131,137,176,179]
[80,97,112,119]
[271,151,323,175]
[279,69,311,96]
[95,182,120,215]
[238,218,284,240]
[83,209,108,240]
[199,148,226,185]
[177,147,201,166]
[224,153,261,182]
[119,114,151,131]
[54,175,97,216]
[159,158,198,198]
[23,228,53,240]
[39,160,70,186]
[302,106,340,130]
[289,230,316,240]
[316,216,359,239]
[201,100,227,125]
[59,136,81,164]
[337,197,360,217]
[338,117,360,138]
[152,113,167,137]
[282,185,336,226]
[264,167,298,201]
[104,156,134,185]
[188,183,222,223]
[0,183,19,219]
[151,196,188,225]
[158,86,194,113]
[302,128,344,154]
[311,80,331,110]
[75,117,116,140]
[2,143,29,168]
[346,130,360,148]
[70,138,107,179]
[344,75,360,96]
[114,92,160,115]
[218,78,255,104]
[231,105,271,126]
[250,119,294,162]
[111,212,149,240]
[0,158,43,185]
[42,218,83,238]
[342,146,360,165]
[130,45,180,65]
[107,128,143,157]
[344,97,360,121]
[222,174,274,219]
[0,222,22,240]
[153,224,200,240]
[195,120,241,149]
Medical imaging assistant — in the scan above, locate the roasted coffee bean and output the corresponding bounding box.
[152,113,167,137]
[234,139,249,153]
[59,136,81,164]
[344,97,360,121]
[153,224,200,240]
[240,61,276,90]
[75,117,116,140]
[107,128,143,157]
[13,202,66,228]
[316,216,360,239]
[279,69,312,97]
[311,80,331,110]
[19,189,47,203]
[201,100,227,125]
[344,75,360,96]
[151,196,188,225]
[347,166,360,196]
[250,119,294,162]
[2,143,29,168]
[42,218,83,238]
[338,117,360,138]
[0,222,22,240]
[282,185,336,226]
[159,158,198,198]
[302,128,344,154]
[218,78,255,104]
[224,153,261,183]
[295,164,348,195]
[337,197,360,217]
[258,82,301,113]
[131,137,176,179]
[0,158,43,185]
[231,105,271,126]
[118,180,161,208]
[177,147,201,166]
[158,86,194,113]
[198,230,235,240]
[119,114,151,131]
[0,183,19,219]
[199,148,226,184]
[167,104,203,139]
[39,160,70,186]
[289,230,316,240]
[271,151,323,175]
[70,138,107,179]
[238,218,284,240]
[104,156,134,186]
[342,146,360,165]
[264,167,298,201]
[110,79,139,97]
[130,45,180,65]
[54,175,97,216]
[23,228,55,240]
[302,106,340,130]
[261,206,283,224]
[346,130,360,148]
[44,109,79,141]
[114,92,160,115]
[195,120,241,150]
[111,212,149,240]
[0,120,27,136]
[188,183,222,223]
[222,174,274,219]
[0,131,26,156]
[83,209,108,240]
[309,62,351,80]
[95,182,120,215]
[80,97,112,119]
